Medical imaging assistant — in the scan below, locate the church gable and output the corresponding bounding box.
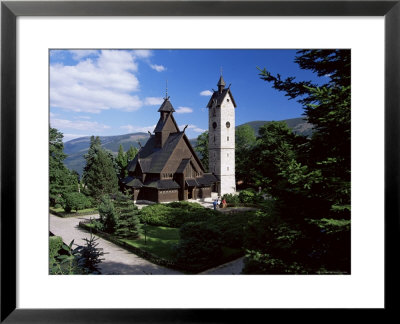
[161,133,204,174]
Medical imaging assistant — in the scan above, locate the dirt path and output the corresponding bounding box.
[50,214,182,275]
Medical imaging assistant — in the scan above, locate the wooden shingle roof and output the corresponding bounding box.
[206,87,237,108]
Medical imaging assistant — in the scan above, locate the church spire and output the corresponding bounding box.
[217,71,226,93]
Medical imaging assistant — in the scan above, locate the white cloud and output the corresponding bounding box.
[120,125,156,134]
[150,64,166,72]
[50,50,142,113]
[144,97,164,106]
[73,115,91,120]
[51,118,110,131]
[69,50,99,60]
[200,90,213,96]
[175,106,193,114]
[133,50,153,58]
[179,124,206,133]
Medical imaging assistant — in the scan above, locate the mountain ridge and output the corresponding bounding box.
[63,117,312,176]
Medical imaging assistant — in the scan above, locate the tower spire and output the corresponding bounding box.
[217,70,226,93]
[165,79,168,99]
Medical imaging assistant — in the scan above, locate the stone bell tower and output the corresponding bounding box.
[206,74,236,195]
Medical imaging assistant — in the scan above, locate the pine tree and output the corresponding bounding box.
[49,127,78,206]
[114,192,140,239]
[257,49,351,215]
[83,136,118,201]
[195,131,209,172]
[126,145,138,162]
[116,144,128,179]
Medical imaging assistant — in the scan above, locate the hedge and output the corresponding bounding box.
[139,202,218,228]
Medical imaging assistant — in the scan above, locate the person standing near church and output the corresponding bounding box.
[213,199,218,210]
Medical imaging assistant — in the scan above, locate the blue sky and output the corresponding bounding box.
[49,49,323,142]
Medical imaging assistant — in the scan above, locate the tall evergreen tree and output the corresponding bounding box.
[49,127,78,206]
[83,136,118,201]
[116,144,128,179]
[114,192,140,239]
[235,124,256,186]
[257,49,351,215]
[195,131,209,172]
[126,145,138,162]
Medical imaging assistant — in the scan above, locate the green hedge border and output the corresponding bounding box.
[79,221,243,274]
[50,208,98,218]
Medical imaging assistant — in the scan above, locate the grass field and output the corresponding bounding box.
[50,207,98,217]
[122,225,180,260]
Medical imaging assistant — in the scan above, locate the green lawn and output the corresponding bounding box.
[121,225,180,261]
[50,207,98,217]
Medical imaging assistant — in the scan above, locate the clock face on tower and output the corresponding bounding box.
[213,122,217,129]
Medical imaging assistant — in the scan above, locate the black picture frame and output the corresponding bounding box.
[1,0,399,322]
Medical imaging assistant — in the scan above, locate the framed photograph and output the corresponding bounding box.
[1,0,398,322]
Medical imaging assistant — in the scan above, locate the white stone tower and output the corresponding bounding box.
[207,75,236,195]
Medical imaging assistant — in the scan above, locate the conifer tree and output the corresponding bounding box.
[49,127,78,206]
[126,145,138,162]
[114,192,140,239]
[116,144,128,179]
[83,136,118,201]
[195,131,209,172]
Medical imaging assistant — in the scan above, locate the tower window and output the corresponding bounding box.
[227,136,229,141]
[227,153,229,157]
[227,99,230,102]
[213,122,217,129]
[226,121,230,128]
[227,166,229,171]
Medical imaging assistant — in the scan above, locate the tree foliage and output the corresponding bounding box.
[82,136,119,201]
[63,192,91,213]
[113,192,140,239]
[242,49,351,274]
[195,131,209,172]
[235,124,256,186]
[98,194,118,233]
[49,127,78,206]
[49,235,105,275]
[115,144,139,180]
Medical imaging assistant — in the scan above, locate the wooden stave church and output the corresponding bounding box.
[120,96,218,203]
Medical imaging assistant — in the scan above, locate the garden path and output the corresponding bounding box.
[49,214,182,275]
[50,213,245,275]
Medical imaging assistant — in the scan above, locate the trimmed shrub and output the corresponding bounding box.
[139,203,217,228]
[174,222,223,266]
[63,192,91,213]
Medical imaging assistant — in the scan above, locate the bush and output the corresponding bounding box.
[222,193,240,206]
[63,192,91,213]
[139,203,217,228]
[242,210,351,274]
[49,236,63,260]
[174,222,223,266]
[54,203,62,209]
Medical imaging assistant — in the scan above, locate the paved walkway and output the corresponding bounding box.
[50,212,245,275]
[50,214,182,275]
[199,257,245,275]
